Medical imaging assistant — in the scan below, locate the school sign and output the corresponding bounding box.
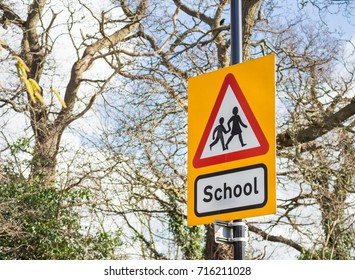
[187,54,276,226]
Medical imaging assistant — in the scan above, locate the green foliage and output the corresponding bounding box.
[0,138,123,259]
[0,175,122,259]
[168,210,205,260]
[9,137,31,155]
[298,231,354,260]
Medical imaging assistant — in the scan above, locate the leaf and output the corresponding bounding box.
[51,87,67,108]
[13,56,30,72]
[21,77,36,103]
[16,63,27,79]
[33,90,44,105]
[29,79,42,93]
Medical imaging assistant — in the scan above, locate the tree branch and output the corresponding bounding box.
[0,2,25,29]
[172,0,213,26]
[248,224,304,253]
[58,0,148,122]
[277,96,355,148]
[117,70,188,112]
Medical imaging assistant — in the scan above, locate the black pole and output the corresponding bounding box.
[230,0,246,260]
[231,0,242,64]
[233,221,246,260]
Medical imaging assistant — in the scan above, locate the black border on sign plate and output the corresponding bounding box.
[194,163,268,217]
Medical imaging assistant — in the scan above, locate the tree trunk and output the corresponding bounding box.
[204,225,233,259]
[30,123,63,185]
[242,0,262,61]
[22,0,148,187]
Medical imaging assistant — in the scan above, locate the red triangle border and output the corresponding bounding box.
[193,73,269,168]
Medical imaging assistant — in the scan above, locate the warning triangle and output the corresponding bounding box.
[193,73,269,168]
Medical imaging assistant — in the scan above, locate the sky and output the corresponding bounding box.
[283,0,355,39]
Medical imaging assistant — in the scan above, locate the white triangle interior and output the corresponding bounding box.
[200,85,261,159]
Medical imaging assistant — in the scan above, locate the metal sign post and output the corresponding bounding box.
[231,0,243,65]
[230,0,246,260]
[188,0,276,258]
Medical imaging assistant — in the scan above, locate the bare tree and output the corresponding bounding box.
[98,0,354,259]
[0,0,148,259]
[0,0,148,184]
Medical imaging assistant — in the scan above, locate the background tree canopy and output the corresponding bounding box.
[0,0,354,259]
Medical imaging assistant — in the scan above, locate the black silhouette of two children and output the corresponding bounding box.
[210,106,247,151]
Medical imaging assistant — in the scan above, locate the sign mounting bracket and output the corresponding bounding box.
[214,220,248,244]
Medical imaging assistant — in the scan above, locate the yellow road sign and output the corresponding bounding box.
[188,54,276,226]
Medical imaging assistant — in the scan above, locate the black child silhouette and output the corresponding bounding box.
[226,106,247,149]
[210,117,228,151]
